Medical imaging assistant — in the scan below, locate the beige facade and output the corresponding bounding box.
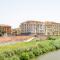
[20,21,60,35]
[11,28,21,35]
[45,21,60,35]
[20,21,45,35]
[0,24,11,35]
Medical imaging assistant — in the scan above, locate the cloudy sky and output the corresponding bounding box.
[0,0,60,28]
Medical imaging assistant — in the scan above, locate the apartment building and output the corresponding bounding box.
[20,21,45,35]
[0,24,11,36]
[11,28,21,35]
[45,21,60,35]
[20,21,60,36]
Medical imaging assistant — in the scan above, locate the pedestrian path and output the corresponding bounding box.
[36,50,60,60]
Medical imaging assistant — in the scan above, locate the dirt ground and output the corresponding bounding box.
[0,36,32,43]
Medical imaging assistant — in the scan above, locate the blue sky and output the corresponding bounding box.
[0,0,60,28]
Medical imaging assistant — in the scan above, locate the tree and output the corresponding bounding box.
[0,29,5,36]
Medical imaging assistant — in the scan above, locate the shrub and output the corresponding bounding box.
[13,49,22,56]
[53,40,60,49]
[28,51,35,58]
[39,49,43,55]
[20,52,29,60]
[3,51,14,57]
[0,55,5,60]
[10,56,20,60]
[4,58,11,60]
[48,36,56,40]
[32,47,40,56]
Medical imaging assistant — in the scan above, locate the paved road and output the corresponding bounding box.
[36,50,60,60]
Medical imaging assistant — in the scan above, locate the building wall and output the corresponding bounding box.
[20,21,60,36]
[11,28,21,36]
[0,25,11,35]
[20,21,45,35]
[45,22,60,35]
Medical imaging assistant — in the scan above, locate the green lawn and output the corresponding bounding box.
[0,40,40,52]
[0,36,59,53]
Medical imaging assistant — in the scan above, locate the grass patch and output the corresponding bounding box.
[0,36,60,60]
